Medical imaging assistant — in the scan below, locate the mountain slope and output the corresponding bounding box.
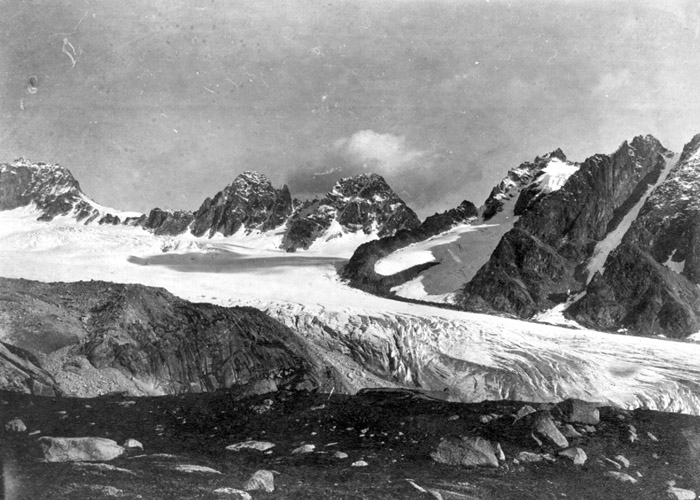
[569,134,700,337]
[456,135,671,317]
[0,277,343,397]
[0,158,141,224]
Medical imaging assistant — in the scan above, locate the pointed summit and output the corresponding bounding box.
[0,158,139,224]
[281,172,420,252]
[190,170,293,238]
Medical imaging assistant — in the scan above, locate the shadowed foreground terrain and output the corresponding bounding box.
[3,389,700,499]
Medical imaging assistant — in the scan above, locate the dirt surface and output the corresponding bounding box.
[3,389,700,499]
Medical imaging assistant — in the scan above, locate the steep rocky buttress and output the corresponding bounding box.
[569,134,700,337]
[456,135,672,318]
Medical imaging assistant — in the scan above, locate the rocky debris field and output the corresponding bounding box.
[3,389,700,499]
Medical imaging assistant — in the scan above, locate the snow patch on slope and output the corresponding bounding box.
[534,158,580,193]
[374,224,495,276]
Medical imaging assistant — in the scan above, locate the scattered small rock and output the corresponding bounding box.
[627,424,638,443]
[431,437,500,468]
[310,404,326,411]
[448,415,460,421]
[517,451,546,463]
[614,454,630,468]
[243,470,275,492]
[123,439,143,451]
[560,424,583,438]
[647,431,659,442]
[38,437,125,463]
[213,488,253,499]
[226,441,276,452]
[292,444,315,454]
[667,486,697,500]
[334,451,349,459]
[516,405,536,421]
[5,418,27,433]
[603,457,622,470]
[351,460,369,467]
[604,471,638,484]
[117,401,136,407]
[173,464,221,474]
[531,412,569,449]
[559,447,587,465]
[64,484,123,497]
[250,399,274,415]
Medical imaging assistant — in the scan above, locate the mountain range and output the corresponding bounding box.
[1,133,700,413]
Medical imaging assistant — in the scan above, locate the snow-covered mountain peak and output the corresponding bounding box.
[231,170,274,190]
[482,149,579,221]
[0,158,139,224]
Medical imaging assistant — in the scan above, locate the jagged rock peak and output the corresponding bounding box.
[232,170,274,189]
[329,172,396,200]
[482,149,579,221]
[678,132,700,164]
[190,170,293,238]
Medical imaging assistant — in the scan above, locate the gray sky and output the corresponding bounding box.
[1,0,699,218]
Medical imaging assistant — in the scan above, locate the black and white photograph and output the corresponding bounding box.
[2,1,700,498]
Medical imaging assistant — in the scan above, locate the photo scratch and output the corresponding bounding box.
[62,38,78,68]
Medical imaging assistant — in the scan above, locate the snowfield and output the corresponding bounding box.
[3,206,700,414]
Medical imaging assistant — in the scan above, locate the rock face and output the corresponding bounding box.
[341,200,478,295]
[190,171,293,238]
[38,437,125,462]
[0,277,341,396]
[569,134,700,337]
[0,158,138,224]
[457,135,671,318]
[281,173,420,252]
[140,208,194,236]
[0,341,62,396]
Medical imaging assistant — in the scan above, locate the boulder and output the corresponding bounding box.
[556,399,600,425]
[213,489,253,499]
[243,470,275,492]
[561,424,583,438]
[667,487,697,500]
[559,447,587,465]
[333,451,348,459]
[431,437,500,468]
[351,460,369,467]
[173,464,221,474]
[38,437,125,462]
[122,439,143,451]
[292,444,315,454]
[5,418,27,433]
[604,471,638,484]
[530,412,569,449]
[226,441,276,452]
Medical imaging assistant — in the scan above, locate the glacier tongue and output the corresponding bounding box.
[244,299,700,414]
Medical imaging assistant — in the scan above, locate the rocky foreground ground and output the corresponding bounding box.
[2,388,700,499]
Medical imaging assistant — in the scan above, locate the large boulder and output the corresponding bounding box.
[38,437,125,462]
[430,437,500,467]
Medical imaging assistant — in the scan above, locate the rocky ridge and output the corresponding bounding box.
[0,161,417,251]
[569,134,700,337]
[0,277,343,397]
[281,173,420,252]
[457,135,671,318]
[341,200,478,295]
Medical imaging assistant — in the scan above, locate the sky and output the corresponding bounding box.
[1,0,700,218]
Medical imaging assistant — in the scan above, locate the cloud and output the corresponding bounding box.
[286,130,458,216]
[333,130,427,172]
[592,69,632,97]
